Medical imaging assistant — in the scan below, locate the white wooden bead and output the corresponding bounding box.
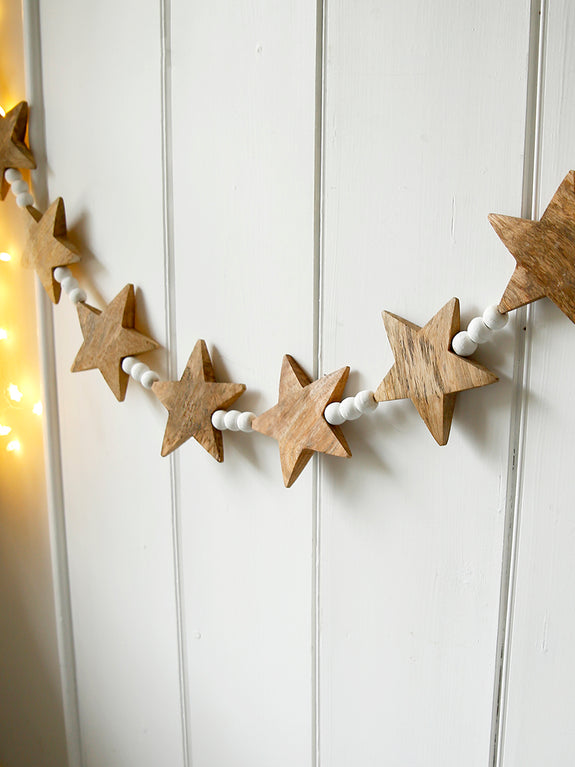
[53,266,72,282]
[60,275,79,294]
[483,304,509,330]
[68,288,87,304]
[211,410,227,430]
[130,362,149,382]
[224,410,241,431]
[237,412,255,432]
[121,356,139,375]
[324,402,346,425]
[10,179,29,195]
[354,390,378,414]
[140,370,160,389]
[16,192,34,208]
[5,168,22,183]
[467,316,492,344]
[451,330,478,356]
[340,396,362,420]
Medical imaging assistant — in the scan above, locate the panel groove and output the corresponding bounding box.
[489,1,547,764]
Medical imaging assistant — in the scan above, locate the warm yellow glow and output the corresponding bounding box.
[6,440,20,452]
[0,329,8,340]
[8,384,23,402]
[0,252,11,262]
[32,402,43,416]
[0,424,11,436]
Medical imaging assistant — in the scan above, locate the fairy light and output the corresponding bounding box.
[6,440,20,452]
[0,252,11,262]
[7,383,23,402]
[0,106,5,118]
[0,329,7,340]
[0,424,11,436]
[32,402,42,416]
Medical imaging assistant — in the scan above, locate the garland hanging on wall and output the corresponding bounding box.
[2,101,573,487]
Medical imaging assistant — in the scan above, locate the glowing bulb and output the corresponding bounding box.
[0,106,5,118]
[0,252,11,262]
[32,402,43,416]
[0,424,11,436]
[8,384,23,402]
[0,329,7,340]
[6,440,20,452]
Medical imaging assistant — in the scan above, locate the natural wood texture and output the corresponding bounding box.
[375,298,498,445]
[71,284,159,401]
[152,339,245,460]
[252,355,351,487]
[490,170,575,320]
[0,101,35,199]
[22,198,80,303]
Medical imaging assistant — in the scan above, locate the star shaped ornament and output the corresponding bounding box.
[152,339,246,460]
[71,284,159,401]
[490,170,575,322]
[0,101,35,199]
[252,355,351,488]
[375,298,497,445]
[22,198,80,303]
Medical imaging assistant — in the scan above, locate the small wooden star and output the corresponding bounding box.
[0,101,36,199]
[71,284,159,401]
[490,170,575,322]
[375,298,498,445]
[152,339,246,460]
[252,355,351,488]
[22,198,80,303]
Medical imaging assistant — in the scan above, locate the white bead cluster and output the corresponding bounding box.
[324,390,378,426]
[5,168,35,208]
[121,356,161,390]
[211,409,256,432]
[53,265,87,304]
[451,304,509,357]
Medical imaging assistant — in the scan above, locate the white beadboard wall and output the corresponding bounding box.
[6,0,573,765]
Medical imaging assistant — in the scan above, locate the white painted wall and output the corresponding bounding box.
[2,0,573,765]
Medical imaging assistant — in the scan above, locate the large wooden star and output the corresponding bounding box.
[152,339,246,460]
[252,355,351,488]
[71,284,159,401]
[22,198,80,303]
[375,298,497,445]
[0,101,36,199]
[490,170,575,322]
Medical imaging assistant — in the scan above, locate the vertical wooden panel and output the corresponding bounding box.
[500,2,575,764]
[170,1,318,764]
[319,2,531,765]
[37,1,185,764]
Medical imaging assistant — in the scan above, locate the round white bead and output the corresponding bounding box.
[340,396,362,420]
[16,192,34,208]
[60,275,79,294]
[324,402,346,425]
[11,179,29,195]
[451,330,478,356]
[237,411,255,432]
[224,410,241,431]
[5,168,22,183]
[121,356,139,375]
[212,410,227,430]
[130,362,149,382]
[53,266,72,282]
[467,316,492,344]
[354,390,378,414]
[140,369,160,389]
[68,287,87,304]
[483,304,508,330]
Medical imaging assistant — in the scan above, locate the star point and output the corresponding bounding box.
[0,101,36,199]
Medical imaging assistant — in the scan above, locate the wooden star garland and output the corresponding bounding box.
[375,298,498,445]
[22,198,80,303]
[252,355,351,487]
[490,170,575,322]
[71,284,159,401]
[0,101,35,199]
[152,339,246,460]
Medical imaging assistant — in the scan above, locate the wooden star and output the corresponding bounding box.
[22,198,80,303]
[0,101,36,199]
[252,355,351,488]
[490,170,575,322]
[71,284,159,401]
[375,298,498,445]
[152,339,246,460]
